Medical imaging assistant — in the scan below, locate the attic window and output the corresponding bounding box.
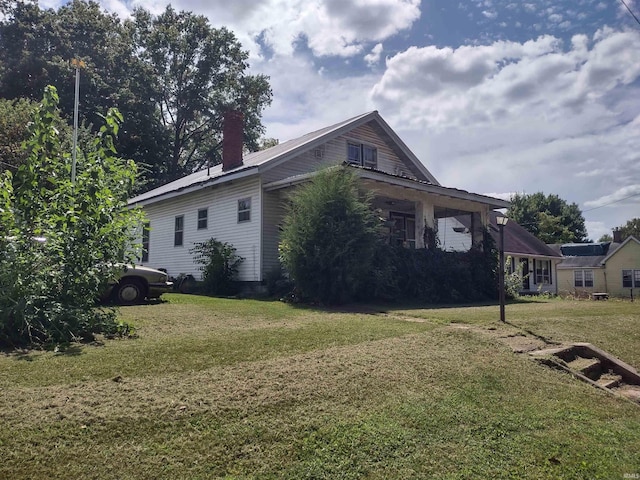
[347,142,377,169]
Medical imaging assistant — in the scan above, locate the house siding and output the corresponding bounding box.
[604,239,640,297]
[140,176,262,281]
[557,268,607,297]
[262,123,420,184]
[437,217,472,251]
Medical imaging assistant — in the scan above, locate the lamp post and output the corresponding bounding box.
[496,216,509,322]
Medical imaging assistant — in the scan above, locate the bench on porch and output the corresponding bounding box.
[591,292,609,301]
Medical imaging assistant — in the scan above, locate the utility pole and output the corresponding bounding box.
[71,58,85,184]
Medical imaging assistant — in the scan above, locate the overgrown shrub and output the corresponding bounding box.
[264,265,294,298]
[191,238,244,295]
[279,166,381,304]
[364,237,498,304]
[0,86,143,348]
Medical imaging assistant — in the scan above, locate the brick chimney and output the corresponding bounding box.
[222,110,244,171]
[612,228,623,243]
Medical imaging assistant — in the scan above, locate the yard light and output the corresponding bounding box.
[496,216,508,322]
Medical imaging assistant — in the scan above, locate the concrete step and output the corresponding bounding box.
[567,356,602,380]
[615,385,640,403]
[596,373,622,389]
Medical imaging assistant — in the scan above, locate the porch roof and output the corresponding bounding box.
[263,164,510,210]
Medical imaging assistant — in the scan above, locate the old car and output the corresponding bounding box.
[105,264,173,305]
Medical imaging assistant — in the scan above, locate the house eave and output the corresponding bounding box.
[128,167,259,207]
[263,165,510,209]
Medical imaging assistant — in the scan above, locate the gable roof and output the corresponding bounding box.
[486,212,561,258]
[602,235,640,264]
[129,111,440,206]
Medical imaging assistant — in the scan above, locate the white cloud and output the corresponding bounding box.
[364,43,384,66]
[584,185,640,208]
[585,221,610,241]
[482,10,498,19]
[254,55,377,140]
[126,0,421,58]
[369,29,640,240]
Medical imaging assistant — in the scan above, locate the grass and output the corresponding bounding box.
[1,294,639,479]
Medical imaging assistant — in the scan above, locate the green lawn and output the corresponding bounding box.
[1,295,639,479]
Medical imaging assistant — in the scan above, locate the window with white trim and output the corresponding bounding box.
[574,269,593,287]
[584,269,594,287]
[347,142,377,169]
[238,198,251,223]
[174,215,184,247]
[535,259,551,285]
[623,269,640,288]
[197,208,208,230]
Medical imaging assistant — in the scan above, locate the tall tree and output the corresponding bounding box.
[0,1,272,189]
[603,218,640,242]
[618,218,640,240]
[132,6,272,182]
[0,96,89,173]
[508,192,588,244]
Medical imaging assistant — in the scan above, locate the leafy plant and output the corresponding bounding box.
[0,85,143,348]
[364,238,498,304]
[190,238,244,295]
[279,166,381,304]
[504,255,524,299]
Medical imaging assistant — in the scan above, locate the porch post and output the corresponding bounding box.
[415,201,434,249]
[470,211,485,249]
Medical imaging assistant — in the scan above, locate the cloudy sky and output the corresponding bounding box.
[47,0,640,240]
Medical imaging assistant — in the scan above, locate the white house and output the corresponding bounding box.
[129,111,509,286]
[438,213,562,294]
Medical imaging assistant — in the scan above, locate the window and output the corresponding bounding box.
[574,270,593,288]
[347,142,377,169]
[141,222,150,262]
[197,208,208,230]
[389,213,416,248]
[622,269,640,288]
[174,215,184,246]
[584,269,594,287]
[535,259,551,285]
[574,270,583,287]
[238,198,251,223]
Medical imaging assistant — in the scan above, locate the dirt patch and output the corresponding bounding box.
[447,323,551,353]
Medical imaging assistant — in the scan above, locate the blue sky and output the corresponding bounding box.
[44,0,640,240]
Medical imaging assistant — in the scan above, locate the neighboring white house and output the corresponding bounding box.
[129,111,510,285]
[437,212,562,294]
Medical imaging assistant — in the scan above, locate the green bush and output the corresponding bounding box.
[365,234,498,304]
[190,238,244,295]
[0,86,143,348]
[279,166,381,304]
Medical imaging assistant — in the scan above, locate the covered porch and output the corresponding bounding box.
[357,169,509,250]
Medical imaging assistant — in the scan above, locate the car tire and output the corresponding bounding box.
[114,279,145,305]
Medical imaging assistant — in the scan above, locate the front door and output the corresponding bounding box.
[520,258,529,290]
[389,213,416,248]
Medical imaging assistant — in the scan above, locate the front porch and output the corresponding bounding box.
[357,169,509,251]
